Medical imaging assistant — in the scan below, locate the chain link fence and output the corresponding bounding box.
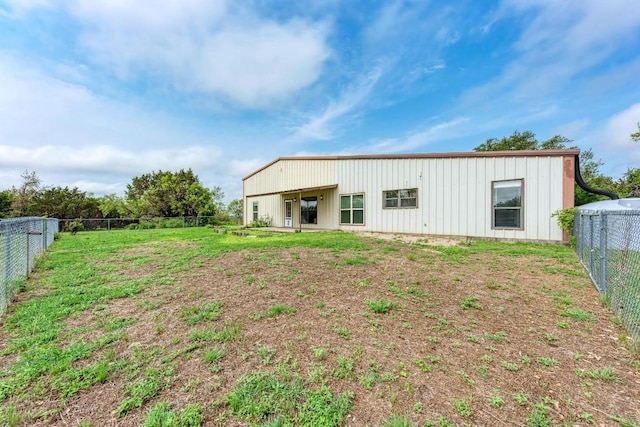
[58,216,218,232]
[1,217,59,316]
[574,205,640,347]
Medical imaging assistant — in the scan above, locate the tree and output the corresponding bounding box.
[97,194,131,218]
[473,130,575,152]
[31,187,101,219]
[631,122,640,143]
[474,131,617,205]
[616,168,640,197]
[0,190,13,218]
[474,130,539,151]
[11,170,42,216]
[227,199,243,222]
[617,125,640,197]
[125,169,215,218]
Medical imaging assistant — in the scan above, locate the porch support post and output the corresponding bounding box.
[298,191,302,233]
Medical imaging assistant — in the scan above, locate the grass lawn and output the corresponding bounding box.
[0,228,639,426]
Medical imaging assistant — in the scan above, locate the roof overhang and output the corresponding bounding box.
[245,184,338,198]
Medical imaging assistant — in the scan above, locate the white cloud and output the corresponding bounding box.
[290,67,383,141]
[604,104,640,148]
[464,0,640,106]
[59,0,330,109]
[1,0,53,15]
[351,117,471,154]
[0,144,222,175]
[554,119,589,140]
[69,180,126,196]
[228,158,270,179]
[0,52,228,194]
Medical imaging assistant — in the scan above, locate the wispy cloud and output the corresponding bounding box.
[289,67,383,141]
[0,144,222,175]
[5,0,332,109]
[349,117,471,154]
[603,104,640,148]
[466,0,640,104]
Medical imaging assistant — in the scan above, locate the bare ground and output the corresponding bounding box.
[3,234,640,426]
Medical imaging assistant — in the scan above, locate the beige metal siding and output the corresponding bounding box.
[335,155,564,240]
[243,153,567,241]
[244,159,336,196]
[245,195,282,226]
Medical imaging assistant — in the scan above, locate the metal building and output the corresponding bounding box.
[242,150,578,242]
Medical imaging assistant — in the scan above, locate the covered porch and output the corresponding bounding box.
[275,184,338,232]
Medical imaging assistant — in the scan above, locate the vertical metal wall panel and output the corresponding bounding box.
[244,159,336,197]
[474,158,487,237]
[244,153,568,241]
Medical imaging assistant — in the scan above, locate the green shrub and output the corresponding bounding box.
[551,207,577,234]
[248,215,273,228]
[65,219,85,234]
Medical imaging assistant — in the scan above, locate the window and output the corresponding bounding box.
[492,180,523,229]
[252,202,258,221]
[301,197,317,224]
[340,194,364,224]
[383,188,417,208]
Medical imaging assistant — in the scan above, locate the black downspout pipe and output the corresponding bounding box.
[574,154,619,200]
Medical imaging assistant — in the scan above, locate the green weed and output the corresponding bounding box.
[332,356,355,379]
[256,344,277,365]
[514,392,529,405]
[382,414,414,427]
[267,304,297,317]
[454,398,472,418]
[226,372,353,425]
[488,389,504,408]
[143,402,203,427]
[484,331,508,343]
[365,299,395,314]
[178,302,223,324]
[117,365,175,417]
[560,308,595,322]
[536,357,559,367]
[500,360,520,371]
[204,346,226,364]
[461,295,482,310]
[527,397,554,427]
[576,367,621,382]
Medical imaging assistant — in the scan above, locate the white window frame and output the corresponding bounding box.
[252,202,259,222]
[492,179,524,230]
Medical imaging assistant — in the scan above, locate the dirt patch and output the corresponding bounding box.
[357,231,463,246]
[3,236,640,426]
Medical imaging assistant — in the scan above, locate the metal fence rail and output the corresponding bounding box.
[575,209,640,346]
[1,217,59,316]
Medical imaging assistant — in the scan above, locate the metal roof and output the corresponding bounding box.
[577,198,640,212]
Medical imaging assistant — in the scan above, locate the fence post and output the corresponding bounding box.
[42,218,46,250]
[589,216,597,282]
[3,225,10,308]
[599,212,608,293]
[574,213,581,261]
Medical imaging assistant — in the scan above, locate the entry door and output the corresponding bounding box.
[284,200,293,227]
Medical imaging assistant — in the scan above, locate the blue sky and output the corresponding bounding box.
[1,0,639,202]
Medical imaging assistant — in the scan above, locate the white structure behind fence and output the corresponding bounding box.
[574,198,640,345]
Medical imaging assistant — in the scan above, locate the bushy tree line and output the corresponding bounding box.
[0,169,244,223]
[474,130,640,205]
